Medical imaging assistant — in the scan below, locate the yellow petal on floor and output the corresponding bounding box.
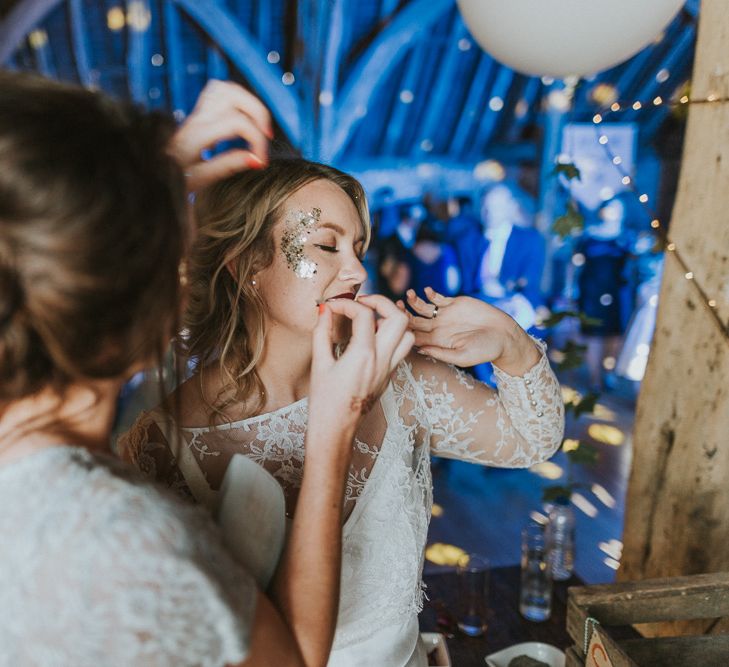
[590,403,617,421]
[591,484,616,508]
[562,438,580,452]
[571,492,599,518]
[530,461,563,480]
[550,350,566,364]
[588,424,624,446]
[425,542,467,566]
[561,385,579,404]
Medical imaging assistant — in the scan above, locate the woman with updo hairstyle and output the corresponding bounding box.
[0,72,411,666]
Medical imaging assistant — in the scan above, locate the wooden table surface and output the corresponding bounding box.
[420,565,582,666]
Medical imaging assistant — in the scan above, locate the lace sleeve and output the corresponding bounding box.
[117,412,194,502]
[396,339,564,468]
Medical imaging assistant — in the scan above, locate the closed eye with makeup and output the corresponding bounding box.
[255,178,369,333]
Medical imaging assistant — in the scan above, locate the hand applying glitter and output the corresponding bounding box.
[310,296,413,428]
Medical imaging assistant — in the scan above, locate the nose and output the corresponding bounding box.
[339,253,368,285]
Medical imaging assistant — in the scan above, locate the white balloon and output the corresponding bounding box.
[456,0,685,78]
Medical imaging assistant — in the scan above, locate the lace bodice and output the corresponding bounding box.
[120,343,563,662]
[0,446,256,667]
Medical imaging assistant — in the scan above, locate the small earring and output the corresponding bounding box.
[251,279,257,286]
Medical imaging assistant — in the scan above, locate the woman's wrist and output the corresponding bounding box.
[305,410,358,464]
[491,324,541,377]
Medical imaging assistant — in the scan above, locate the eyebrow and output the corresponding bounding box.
[319,221,365,244]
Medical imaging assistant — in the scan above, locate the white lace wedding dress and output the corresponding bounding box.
[121,345,564,667]
[0,446,257,667]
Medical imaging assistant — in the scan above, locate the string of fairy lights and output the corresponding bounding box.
[583,92,729,340]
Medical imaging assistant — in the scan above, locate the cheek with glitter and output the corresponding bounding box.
[281,207,321,279]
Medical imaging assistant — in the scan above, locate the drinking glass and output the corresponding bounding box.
[456,552,490,636]
[519,523,553,622]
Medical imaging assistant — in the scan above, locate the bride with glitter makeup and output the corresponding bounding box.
[122,159,565,667]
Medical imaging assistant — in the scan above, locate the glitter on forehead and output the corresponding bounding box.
[281,207,321,279]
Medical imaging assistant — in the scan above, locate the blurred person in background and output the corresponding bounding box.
[576,195,630,392]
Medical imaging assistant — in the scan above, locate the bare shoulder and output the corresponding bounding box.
[170,363,248,428]
[169,370,211,428]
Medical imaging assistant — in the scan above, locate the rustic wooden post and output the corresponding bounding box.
[619,0,729,592]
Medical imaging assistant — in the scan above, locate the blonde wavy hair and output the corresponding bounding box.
[183,158,371,422]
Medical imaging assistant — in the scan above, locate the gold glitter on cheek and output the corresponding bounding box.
[281,207,321,279]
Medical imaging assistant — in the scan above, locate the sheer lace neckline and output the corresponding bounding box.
[175,396,309,433]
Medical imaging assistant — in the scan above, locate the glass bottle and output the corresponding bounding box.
[547,498,575,581]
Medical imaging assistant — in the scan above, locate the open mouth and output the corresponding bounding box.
[327,292,356,301]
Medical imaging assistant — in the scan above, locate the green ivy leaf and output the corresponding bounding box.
[541,310,603,330]
[542,485,574,503]
[556,340,588,370]
[552,163,581,181]
[572,392,599,419]
[578,312,603,328]
[552,200,585,239]
[541,310,578,328]
[567,442,599,466]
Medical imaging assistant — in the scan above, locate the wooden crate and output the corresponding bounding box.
[565,572,729,667]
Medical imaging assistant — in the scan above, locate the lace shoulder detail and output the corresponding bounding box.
[117,411,193,502]
[0,447,257,666]
[393,339,564,468]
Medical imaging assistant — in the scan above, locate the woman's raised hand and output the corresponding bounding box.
[310,296,413,427]
[399,286,540,375]
[168,80,273,192]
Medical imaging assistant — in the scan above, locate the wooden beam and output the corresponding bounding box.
[382,39,430,155]
[324,0,452,162]
[619,635,729,666]
[448,54,494,157]
[410,15,469,158]
[568,572,729,628]
[68,0,93,86]
[207,45,229,81]
[612,43,658,103]
[0,0,64,64]
[163,0,186,115]
[507,76,541,142]
[624,24,695,122]
[619,0,729,601]
[172,0,301,144]
[127,0,151,103]
[318,0,345,157]
[469,65,514,159]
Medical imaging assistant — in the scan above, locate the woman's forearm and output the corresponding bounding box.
[269,421,356,667]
